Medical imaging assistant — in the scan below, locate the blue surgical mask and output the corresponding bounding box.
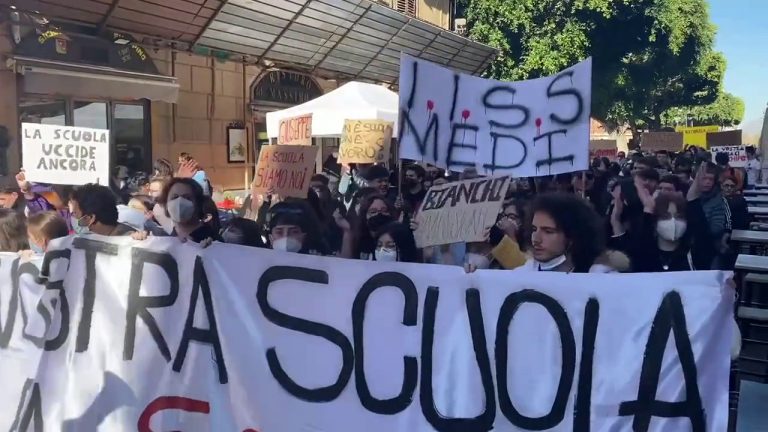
[72,215,91,236]
[29,241,44,254]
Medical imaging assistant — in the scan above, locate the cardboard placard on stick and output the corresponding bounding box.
[338,119,393,164]
[706,130,742,148]
[642,132,683,152]
[21,123,110,186]
[589,139,618,160]
[414,176,510,248]
[278,114,313,146]
[252,145,318,198]
[710,145,747,168]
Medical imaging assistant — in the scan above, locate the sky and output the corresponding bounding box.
[709,0,768,125]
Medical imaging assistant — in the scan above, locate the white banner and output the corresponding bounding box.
[21,123,110,186]
[0,237,733,431]
[398,55,592,177]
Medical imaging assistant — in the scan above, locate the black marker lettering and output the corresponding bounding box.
[72,237,119,352]
[547,71,584,125]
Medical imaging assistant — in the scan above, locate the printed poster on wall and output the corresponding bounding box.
[278,114,313,146]
[21,123,110,186]
[0,238,733,431]
[252,144,318,198]
[414,176,510,247]
[398,54,592,177]
[338,119,393,164]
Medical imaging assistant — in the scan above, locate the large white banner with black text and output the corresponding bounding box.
[0,237,732,431]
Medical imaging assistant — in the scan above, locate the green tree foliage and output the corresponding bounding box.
[464,0,725,135]
[662,91,745,127]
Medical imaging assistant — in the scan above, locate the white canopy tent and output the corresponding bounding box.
[266,82,399,138]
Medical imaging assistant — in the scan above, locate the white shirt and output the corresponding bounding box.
[745,158,762,186]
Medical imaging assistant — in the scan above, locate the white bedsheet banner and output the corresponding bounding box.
[0,237,733,431]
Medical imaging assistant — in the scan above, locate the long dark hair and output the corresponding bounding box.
[354,195,395,257]
[374,222,418,263]
[529,193,605,273]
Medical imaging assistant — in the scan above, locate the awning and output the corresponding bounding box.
[2,0,496,84]
[10,56,179,103]
[196,0,496,83]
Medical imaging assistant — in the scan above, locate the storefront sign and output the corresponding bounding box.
[414,176,510,247]
[398,54,592,177]
[338,119,393,164]
[21,123,110,186]
[278,114,313,146]
[676,125,719,148]
[251,70,323,106]
[252,145,318,198]
[0,238,732,431]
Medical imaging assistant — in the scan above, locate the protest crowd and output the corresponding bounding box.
[0,145,760,275]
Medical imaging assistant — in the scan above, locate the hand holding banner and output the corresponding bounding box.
[338,119,393,164]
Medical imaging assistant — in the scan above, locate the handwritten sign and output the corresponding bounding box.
[710,145,747,167]
[642,132,683,152]
[676,125,719,148]
[398,54,592,177]
[589,139,618,160]
[21,123,109,186]
[338,119,393,164]
[252,145,318,198]
[414,176,510,248]
[278,114,312,146]
[707,130,742,148]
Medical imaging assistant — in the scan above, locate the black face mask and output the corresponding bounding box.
[367,214,393,232]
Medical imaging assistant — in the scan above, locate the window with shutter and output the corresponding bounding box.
[396,0,417,16]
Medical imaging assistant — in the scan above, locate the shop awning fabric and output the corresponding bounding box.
[10,56,179,103]
[266,81,398,138]
[2,0,496,84]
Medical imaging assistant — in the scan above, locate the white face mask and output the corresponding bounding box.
[466,253,491,270]
[536,254,567,271]
[656,218,687,242]
[375,248,398,262]
[167,197,196,223]
[272,237,302,253]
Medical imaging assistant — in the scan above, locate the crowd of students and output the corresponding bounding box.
[0,146,760,277]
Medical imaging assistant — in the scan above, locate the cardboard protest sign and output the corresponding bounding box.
[706,129,742,148]
[278,114,312,145]
[338,119,393,164]
[252,145,318,198]
[711,145,747,167]
[589,139,618,160]
[398,54,592,177]
[21,123,110,186]
[676,125,719,148]
[642,131,683,152]
[0,238,732,431]
[414,176,510,247]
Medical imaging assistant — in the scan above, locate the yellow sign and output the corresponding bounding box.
[675,125,719,148]
[338,119,393,164]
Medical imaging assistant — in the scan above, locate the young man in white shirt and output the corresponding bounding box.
[744,146,762,189]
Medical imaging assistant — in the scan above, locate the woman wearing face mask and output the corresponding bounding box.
[610,178,707,271]
[373,222,418,263]
[155,178,219,243]
[267,202,327,255]
[23,211,69,257]
[523,193,624,273]
[339,195,396,260]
